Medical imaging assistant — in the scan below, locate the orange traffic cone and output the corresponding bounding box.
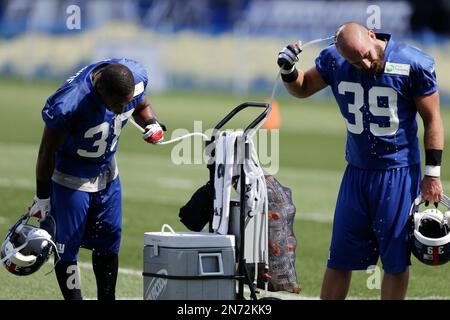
[263,98,281,129]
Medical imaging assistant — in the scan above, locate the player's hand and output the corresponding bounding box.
[143,122,164,144]
[277,42,302,73]
[421,176,443,206]
[28,196,50,220]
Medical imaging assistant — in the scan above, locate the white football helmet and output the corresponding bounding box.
[409,194,450,266]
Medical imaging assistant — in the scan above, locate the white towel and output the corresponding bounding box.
[213,132,241,234]
[212,131,268,264]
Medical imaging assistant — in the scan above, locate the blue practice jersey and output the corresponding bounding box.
[315,33,438,169]
[42,58,148,178]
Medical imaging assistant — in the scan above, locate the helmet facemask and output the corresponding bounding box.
[409,195,450,266]
[1,214,58,276]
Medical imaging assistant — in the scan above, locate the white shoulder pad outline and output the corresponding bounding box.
[133,81,145,97]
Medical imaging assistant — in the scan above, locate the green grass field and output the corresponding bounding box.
[1,78,450,300]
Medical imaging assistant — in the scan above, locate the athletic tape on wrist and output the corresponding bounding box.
[425,165,441,177]
[280,66,295,75]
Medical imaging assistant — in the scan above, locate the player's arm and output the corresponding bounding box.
[132,96,165,144]
[132,96,158,127]
[283,67,328,98]
[277,44,328,98]
[415,91,444,204]
[30,127,67,220]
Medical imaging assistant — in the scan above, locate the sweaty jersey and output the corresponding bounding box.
[315,33,438,169]
[42,58,148,178]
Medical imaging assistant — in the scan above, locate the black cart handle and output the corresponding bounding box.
[213,101,271,136]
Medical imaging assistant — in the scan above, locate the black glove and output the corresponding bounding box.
[159,122,167,132]
[277,43,302,82]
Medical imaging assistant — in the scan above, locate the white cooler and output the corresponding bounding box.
[143,225,236,300]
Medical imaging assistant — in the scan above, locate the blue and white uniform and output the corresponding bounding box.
[42,58,148,261]
[315,34,438,273]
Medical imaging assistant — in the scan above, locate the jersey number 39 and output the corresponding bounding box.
[338,81,399,136]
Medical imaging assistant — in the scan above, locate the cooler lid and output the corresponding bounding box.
[144,231,235,248]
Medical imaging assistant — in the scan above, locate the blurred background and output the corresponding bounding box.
[1,0,450,300]
[0,0,450,99]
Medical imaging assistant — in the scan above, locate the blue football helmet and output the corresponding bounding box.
[409,194,450,266]
[1,214,57,276]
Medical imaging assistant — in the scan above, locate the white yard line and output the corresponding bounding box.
[0,175,331,224]
[296,212,333,223]
[157,177,194,190]
[84,297,143,300]
[73,262,449,300]
[77,261,142,276]
[0,177,33,189]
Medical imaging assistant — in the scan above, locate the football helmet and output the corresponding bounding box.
[409,194,450,266]
[0,213,57,276]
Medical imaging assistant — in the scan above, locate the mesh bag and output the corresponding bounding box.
[247,175,300,293]
[265,175,300,293]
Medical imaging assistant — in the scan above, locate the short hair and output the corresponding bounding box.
[98,63,135,98]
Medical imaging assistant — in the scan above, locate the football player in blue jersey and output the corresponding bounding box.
[27,59,164,300]
[277,22,444,299]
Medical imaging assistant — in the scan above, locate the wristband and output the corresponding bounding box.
[281,68,299,83]
[424,165,441,177]
[144,118,157,126]
[36,179,51,199]
[425,149,442,166]
[144,119,167,132]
